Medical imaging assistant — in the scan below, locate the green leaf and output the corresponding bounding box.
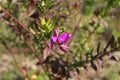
[117,37,120,45]
[96,26,106,34]
[97,42,101,53]
[102,0,120,16]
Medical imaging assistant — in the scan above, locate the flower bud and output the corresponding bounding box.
[59,44,69,52]
[51,28,59,44]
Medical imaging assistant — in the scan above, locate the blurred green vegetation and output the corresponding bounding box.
[0,0,120,80]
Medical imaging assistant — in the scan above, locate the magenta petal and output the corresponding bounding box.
[57,32,69,44]
[48,43,54,49]
[51,28,59,44]
[65,34,72,43]
[53,28,59,36]
[59,45,69,52]
[51,36,58,44]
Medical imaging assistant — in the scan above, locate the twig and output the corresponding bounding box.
[89,46,120,62]
[72,0,86,36]
[26,39,40,59]
[0,4,38,59]
[71,46,120,68]
[43,64,52,80]
[0,5,33,35]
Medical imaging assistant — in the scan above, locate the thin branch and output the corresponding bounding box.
[90,46,120,62]
[70,46,120,68]
[72,0,86,36]
[0,5,38,59]
[0,5,34,35]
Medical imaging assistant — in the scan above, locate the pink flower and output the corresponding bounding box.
[57,32,69,44]
[50,28,72,52]
[59,44,69,52]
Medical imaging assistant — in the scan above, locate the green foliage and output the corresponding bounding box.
[107,69,120,80]
[41,18,54,36]
[102,0,120,16]
[37,72,49,80]
[1,70,16,80]
[37,0,57,14]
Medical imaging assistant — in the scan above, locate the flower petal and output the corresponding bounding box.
[48,43,55,49]
[57,32,69,44]
[51,28,59,44]
[54,28,59,36]
[51,36,58,44]
[59,44,69,52]
[65,34,72,44]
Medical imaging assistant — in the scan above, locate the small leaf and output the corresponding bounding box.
[43,47,51,59]
[104,35,115,51]
[109,35,115,44]
[96,25,106,34]
[75,68,80,75]
[109,35,117,48]
[83,66,88,71]
[111,55,119,62]
[117,37,120,45]
[110,39,117,49]
[102,0,119,16]
[91,62,98,71]
[90,49,94,58]
[97,42,101,53]
[108,53,119,62]
[41,18,46,25]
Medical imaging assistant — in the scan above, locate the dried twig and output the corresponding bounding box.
[72,0,86,36]
[0,4,38,58]
[0,5,33,35]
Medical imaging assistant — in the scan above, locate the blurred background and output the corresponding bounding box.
[0,0,120,80]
